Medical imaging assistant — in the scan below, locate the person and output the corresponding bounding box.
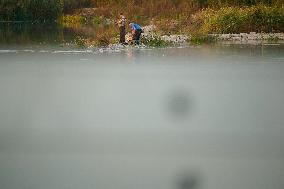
[117,13,126,44]
[129,22,143,45]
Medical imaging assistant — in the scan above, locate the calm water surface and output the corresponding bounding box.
[1,24,284,189]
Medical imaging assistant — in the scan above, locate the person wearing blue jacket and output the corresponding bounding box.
[129,22,143,45]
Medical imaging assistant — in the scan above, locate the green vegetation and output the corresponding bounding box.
[141,35,171,47]
[74,36,87,47]
[190,34,218,44]
[61,15,86,27]
[0,0,63,22]
[192,5,284,34]
[267,35,279,42]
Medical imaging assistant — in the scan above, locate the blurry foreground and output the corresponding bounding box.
[0,45,284,189]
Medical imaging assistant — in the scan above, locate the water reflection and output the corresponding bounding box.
[0,23,77,46]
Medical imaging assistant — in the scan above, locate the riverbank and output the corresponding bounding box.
[2,3,283,47]
[59,4,284,47]
[141,26,284,46]
[69,25,284,48]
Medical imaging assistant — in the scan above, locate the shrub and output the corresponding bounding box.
[61,15,87,27]
[141,35,171,47]
[192,5,284,34]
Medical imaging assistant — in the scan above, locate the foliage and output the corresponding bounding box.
[0,0,63,22]
[1,0,283,23]
[192,5,284,34]
[267,35,279,42]
[74,36,87,47]
[141,35,171,47]
[61,15,86,27]
[154,18,188,35]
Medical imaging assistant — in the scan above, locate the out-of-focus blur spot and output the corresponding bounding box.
[1,45,284,189]
[175,172,200,189]
[165,89,195,120]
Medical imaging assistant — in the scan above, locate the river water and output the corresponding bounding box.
[0,24,284,189]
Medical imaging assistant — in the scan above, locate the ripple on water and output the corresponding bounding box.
[52,50,93,54]
[0,50,18,53]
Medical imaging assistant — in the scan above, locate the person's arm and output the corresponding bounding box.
[117,19,122,26]
[132,28,136,35]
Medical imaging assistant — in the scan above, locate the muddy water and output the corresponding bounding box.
[0,29,284,189]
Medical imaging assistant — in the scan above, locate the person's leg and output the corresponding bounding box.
[135,30,142,45]
[119,26,126,43]
[137,30,142,43]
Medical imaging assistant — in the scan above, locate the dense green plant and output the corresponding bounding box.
[141,35,171,47]
[0,0,63,22]
[193,5,284,33]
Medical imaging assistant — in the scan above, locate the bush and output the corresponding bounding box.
[192,5,284,34]
[141,35,171,47]
[61,15,87,27]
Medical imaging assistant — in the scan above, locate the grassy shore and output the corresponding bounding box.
[60,4,284,46]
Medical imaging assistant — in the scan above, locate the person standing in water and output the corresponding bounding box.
[117,13,126,44]
[129,22,143,45]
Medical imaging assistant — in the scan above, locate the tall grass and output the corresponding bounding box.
[189,5,284,34]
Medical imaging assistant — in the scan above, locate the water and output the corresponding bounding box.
[1,24,284,189]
